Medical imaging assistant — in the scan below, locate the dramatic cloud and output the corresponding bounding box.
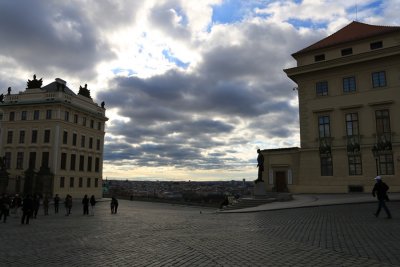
[0,0,395,180]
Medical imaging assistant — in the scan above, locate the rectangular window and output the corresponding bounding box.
[21,111,27,120]
[29,152,36,169]
[343,76,356,93]
[72,133,77,146]
[341,48,353,56]
[90,119,94,128]
[95,157,100,172]
[16,152,24,169]
[79,155,85,171]
[345,113,359,136]
[81,135,86,148]
[79,177,83,188]
[61,153,67,170]
[9,112,15,121]
[42,152,49,168]
[69,177,74,188]
[318,115,330,138]
[370,41,383,50]
[87,178,91,188]
[96,139,100,150]
[64,111,69,122]
[44,129,51,143]
[70,154,76,171]
[375,110,391,140]
[320,156,333,176]
[314,54,325,62]
[89,137,93,149]
[7,131,13,144]
[74,114,78,124]
[87,156,92,172]
[372,71,386,88]
[33,110,40,120]
[46,110,52,119]
[95,178,99,188]
[378,154,394,175]
[4,152,11,169]
[60,177,65,188]
[97,122,101,131]
[19,130,25,144]
[348,155,362,175]
[82,117,87,126]
[31,130,38,143]
[316,81,328,96]
[63,131,68,145]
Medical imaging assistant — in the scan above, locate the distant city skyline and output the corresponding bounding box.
[0,1,398,181]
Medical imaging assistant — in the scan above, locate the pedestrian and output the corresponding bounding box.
[21,195,34,225]
[0,194,11,223]
[65,195,72,216]
[372,176,392,219]
[43,195,49,215]
[54,194,60,214]
[12,194,22,217]
[89,195,96,216]
[111,196,118,214]
[82,195,89,215]
[33,194,40,219]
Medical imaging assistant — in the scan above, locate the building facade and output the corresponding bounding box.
[262,22,400,193]
[0,76,108,198]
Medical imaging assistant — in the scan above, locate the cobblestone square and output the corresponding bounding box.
[1,199,399,266]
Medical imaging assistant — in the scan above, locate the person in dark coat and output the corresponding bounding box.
[54,194,60,214]
[111,197,118,214]
[82,195,89,215]
[43,195,49,215]
[89,195,96,216]
[21,195,34,224]
[372,176,392,219]
[33,194,40,219]
[0,194,11,223]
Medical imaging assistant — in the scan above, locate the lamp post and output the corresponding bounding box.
[371,146,379,176]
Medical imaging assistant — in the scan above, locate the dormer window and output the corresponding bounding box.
[341,48,353,56]
[370,41,383,50]
[314,54,325,62]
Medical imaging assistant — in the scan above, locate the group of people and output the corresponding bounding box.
[0,193,108,225]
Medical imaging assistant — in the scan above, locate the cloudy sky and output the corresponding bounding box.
[0,0,399,181]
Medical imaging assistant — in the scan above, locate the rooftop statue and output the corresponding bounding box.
[0,94,3,103]
[101,101,105,108]
[7,87,11,95]
[78,83,92,99]
[27,74,43,89]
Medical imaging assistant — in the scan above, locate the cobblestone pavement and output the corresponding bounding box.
[1,200,400,266]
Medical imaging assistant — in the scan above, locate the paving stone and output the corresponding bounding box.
[0,200,399,266]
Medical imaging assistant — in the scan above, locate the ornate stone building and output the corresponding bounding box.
[262,22,400,193]
[0,76,108,198]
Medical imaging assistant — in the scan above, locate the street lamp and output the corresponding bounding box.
[371,146,379,176]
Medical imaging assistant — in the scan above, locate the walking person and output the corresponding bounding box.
[372,176,392,219]
[65,195,72,216]
[12,194,22,218]
[111,196,119,214]
[0,194,11,223]
[33,194,40,219]
[54,194,60,214]
[43,195,49,215]
[89,195,96,216]
[21,195,34,225]
[82,195,89,215]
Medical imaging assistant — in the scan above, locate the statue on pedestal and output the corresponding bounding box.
[255,149,264,183]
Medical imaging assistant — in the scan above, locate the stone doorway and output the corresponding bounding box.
[275,171,287,192]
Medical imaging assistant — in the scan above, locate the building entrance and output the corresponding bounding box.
[275,171,287,192]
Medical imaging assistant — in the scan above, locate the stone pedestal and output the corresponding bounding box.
[254,181,267,197]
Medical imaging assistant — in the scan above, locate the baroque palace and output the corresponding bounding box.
[0,76,108,198]
[262,21,400,193]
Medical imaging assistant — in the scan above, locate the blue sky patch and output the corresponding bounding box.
[162,49,189,69]
[112,68,137,76]
[286,18,328,30]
